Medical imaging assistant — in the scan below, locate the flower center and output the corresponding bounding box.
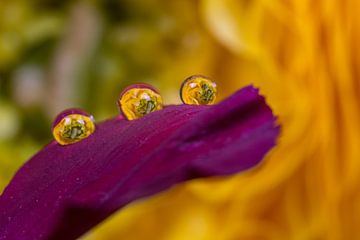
[61,119,87,140]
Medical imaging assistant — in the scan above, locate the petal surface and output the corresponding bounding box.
[0,86,280,240]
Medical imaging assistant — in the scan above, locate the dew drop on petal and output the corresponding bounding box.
[180,75,217,105]
[118,84,163,120]
[52,108,95,146]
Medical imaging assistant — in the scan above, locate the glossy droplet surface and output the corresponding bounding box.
[118,84,163,120]
[180,75,217,105]
[52,109,95,145]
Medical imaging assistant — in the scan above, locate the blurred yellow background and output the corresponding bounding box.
[1,0,360,239]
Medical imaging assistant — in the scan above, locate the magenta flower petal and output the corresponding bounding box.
[0,86,280,240]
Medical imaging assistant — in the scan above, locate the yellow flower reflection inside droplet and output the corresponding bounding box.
[180,75,217,105]
[119,85,163,120]
[53,113,95,146]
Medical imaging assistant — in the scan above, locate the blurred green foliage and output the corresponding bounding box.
[0,0,212,190]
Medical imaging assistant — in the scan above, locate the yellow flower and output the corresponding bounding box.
[88,0,360,239]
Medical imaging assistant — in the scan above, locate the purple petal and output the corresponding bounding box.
[0,86,280,240]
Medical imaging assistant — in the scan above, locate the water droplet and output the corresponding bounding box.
[180,75,217,105]
[118,84,163,120]
[52,108,95,145]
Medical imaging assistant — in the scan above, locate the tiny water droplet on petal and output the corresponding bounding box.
[180,75,217,105]
[118,84,163,120]
[52,109,95,145]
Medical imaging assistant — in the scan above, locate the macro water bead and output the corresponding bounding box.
[180,75,217,105]
[118,84,163,120]
[52,109,95,145]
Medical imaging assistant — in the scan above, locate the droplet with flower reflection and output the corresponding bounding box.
[180,75,217,105]
[52,109,95,145]
[118,84,163,120]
